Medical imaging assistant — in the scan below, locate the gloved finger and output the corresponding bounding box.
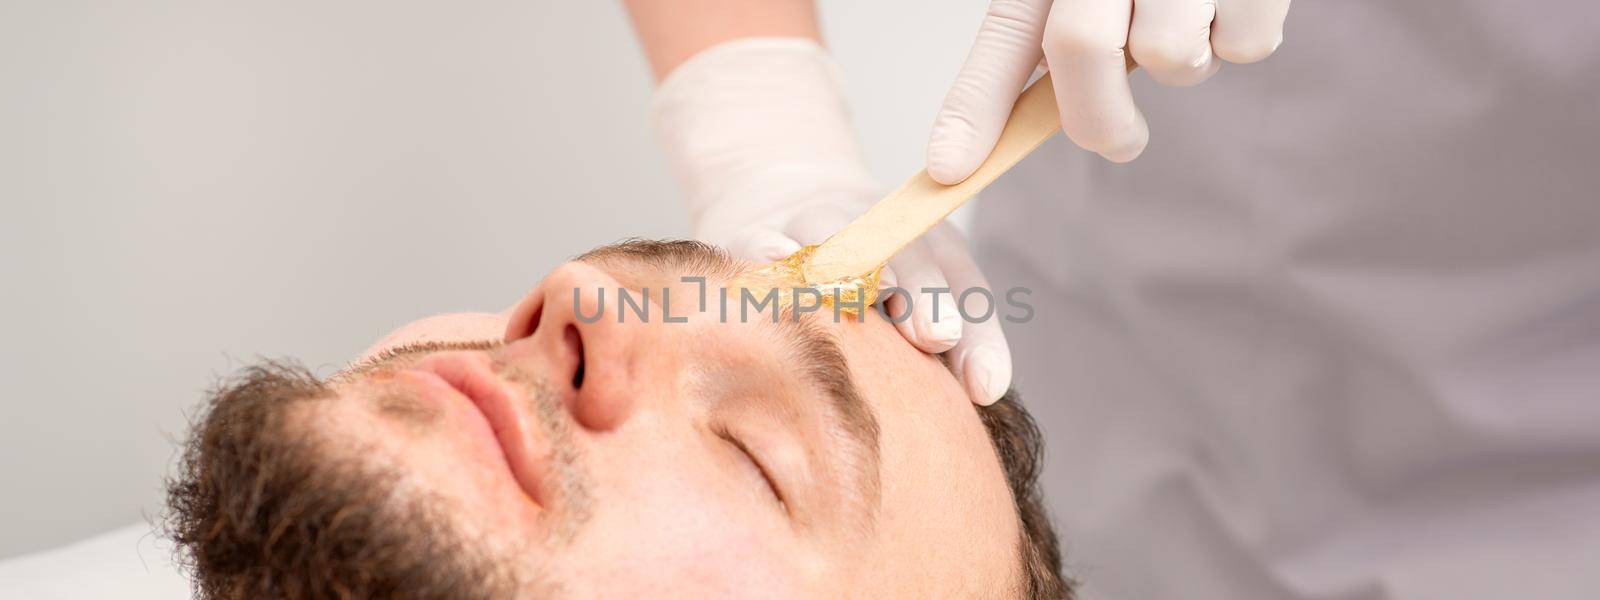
[727,227,804,262]
[881,284,913,344]
[927,0,1057,185]
[1128,0,1221,86]
[1211,0,1291,64]
[1043,0,1149,162]
[877,264,898,289]
[781,203,861,247]
[923,225,1013,405]
[884,240,962,354]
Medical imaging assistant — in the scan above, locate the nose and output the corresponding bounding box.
[503,262,639,432]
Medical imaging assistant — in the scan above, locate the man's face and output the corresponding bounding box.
[253,242,1022,597]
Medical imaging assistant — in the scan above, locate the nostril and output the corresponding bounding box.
[564,325,585,389]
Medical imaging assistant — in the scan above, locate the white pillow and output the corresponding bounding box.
[0,523,191,599]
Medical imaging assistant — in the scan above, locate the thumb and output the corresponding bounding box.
[727,227,804,263]
[927,0,1056,185]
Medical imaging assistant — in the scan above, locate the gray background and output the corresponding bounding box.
[0,1,988,558]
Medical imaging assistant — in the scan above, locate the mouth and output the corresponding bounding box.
[405,352,552,507]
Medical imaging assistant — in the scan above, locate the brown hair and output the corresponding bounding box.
[978,389,1074,599]
[161,361,516,599]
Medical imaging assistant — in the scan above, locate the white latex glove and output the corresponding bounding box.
[928,0,1291,175]
[652,38,1013,405]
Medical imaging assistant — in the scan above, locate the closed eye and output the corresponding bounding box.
[714,425,787,513]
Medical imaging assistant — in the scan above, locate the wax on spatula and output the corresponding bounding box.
[728,244,882,315]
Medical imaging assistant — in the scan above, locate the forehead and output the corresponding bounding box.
[827,318,1023,590]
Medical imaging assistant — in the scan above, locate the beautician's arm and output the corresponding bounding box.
[623,0,820,80]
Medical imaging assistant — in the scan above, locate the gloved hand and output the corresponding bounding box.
[652,38,1013,405]
[928,0,1292,175]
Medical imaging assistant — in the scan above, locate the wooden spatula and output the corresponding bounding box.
[801,71,1069,286]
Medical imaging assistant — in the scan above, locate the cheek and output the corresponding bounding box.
[560,430,800,596]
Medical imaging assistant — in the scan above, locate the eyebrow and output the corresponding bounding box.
[771,318,884,517]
